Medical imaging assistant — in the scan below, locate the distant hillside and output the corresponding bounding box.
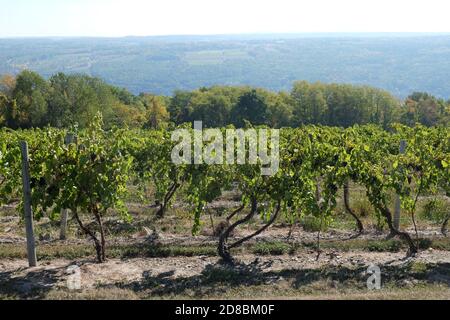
[1,34,450,98]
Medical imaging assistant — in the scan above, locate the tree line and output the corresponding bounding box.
[1,71,449,130]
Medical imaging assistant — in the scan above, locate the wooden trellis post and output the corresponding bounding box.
[20,141,37,267]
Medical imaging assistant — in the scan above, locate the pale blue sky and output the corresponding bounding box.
[1,0,449,37]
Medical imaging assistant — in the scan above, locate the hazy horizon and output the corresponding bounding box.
[2,35,450,98]
[2,32,450,40]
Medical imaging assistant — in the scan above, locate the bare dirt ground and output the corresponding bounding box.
[1,246,450,300]
[1,193,449,300]
[2,249,450,286]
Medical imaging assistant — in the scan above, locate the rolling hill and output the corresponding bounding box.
[1,34,450,98]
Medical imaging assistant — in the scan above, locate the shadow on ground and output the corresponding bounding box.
[112,260,450,298]
[0,261,90,299]
[1,259,449,299]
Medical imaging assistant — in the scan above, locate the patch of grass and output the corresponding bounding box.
[122,244,218,258]
[0,243,96,260]
[157,209,195,234]
[10,281,450,300]
[1,237,449,261]
[420,198,449,225]
[352,197,374,218]
[299,239,399,252]
[429,238,450,250]
[300,216,328,233]
[252,242,293,255]
[330,213,357,231]
[366,240,402,252]
[409,261,428,275]
[0,242,220,260]
[44,288,139,300]
[417,238,433,249]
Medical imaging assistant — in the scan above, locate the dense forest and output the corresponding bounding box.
[0,71,449,129]
[1,35,450,98]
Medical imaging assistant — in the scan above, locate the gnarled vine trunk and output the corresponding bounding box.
[73,208,106,263]
[442,215,449,237]
[93,207,106,262]
[343,181,364,234]
[156,182,180,219]
[218,198,257,264]
[218,199,282,264]
[376,204,417,256]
